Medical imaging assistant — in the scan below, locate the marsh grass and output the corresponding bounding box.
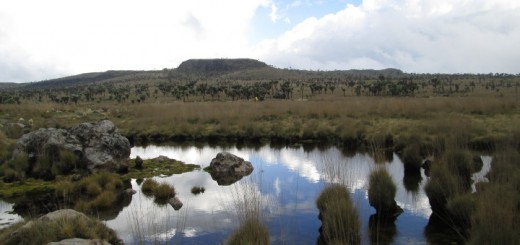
[0,215,121,245]
[226,218,270,245]
[226,176,270,245]
[468,149,520,244]
[55,172,126,213]
[368,168,399,215]
[140,178,176,205]
[316,184,361,245]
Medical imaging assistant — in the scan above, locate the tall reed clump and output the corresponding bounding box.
[368,168,402,219]
[226,178,269,245]
[316,184,361,245]
[0,215,122,245]
[468,149,520,244]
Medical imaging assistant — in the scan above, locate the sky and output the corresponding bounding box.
[1,0,519,83]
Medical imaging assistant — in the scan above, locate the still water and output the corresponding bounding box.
[105,144,436,245]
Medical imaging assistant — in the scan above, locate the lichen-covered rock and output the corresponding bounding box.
[12,120,130,173]
[209,152,253,174]
[207,152,253,185]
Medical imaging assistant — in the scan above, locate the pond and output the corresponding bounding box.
[0,144,491,244]
[107,144,433,245]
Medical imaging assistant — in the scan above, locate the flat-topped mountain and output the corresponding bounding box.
[176,59,269,74]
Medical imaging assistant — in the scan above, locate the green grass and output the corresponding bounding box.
[125,157,200,179]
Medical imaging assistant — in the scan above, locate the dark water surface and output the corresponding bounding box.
[108,145,433,245]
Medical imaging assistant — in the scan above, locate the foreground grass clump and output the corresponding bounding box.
[226,218,270,245]
[0,214,121,245]
[368,168,402,218]
[316,184,361,245]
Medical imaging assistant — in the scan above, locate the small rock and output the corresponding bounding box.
[169,197,183,210]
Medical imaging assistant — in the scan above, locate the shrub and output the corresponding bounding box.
[368,168,399,215]
[226,218,269,245]
[316,185,361,245]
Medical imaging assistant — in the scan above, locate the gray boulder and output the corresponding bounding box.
[208,152,253,185]
[19,209,88,231]
[13,120,130,173]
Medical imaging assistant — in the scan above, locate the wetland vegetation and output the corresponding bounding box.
[0,59,519,244]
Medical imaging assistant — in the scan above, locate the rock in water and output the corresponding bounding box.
[207,152,253,185]
[13,120,130,173]
[169,197,183,210]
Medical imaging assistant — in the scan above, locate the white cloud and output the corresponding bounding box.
[1,0,519,82]
[0,0,270,82]
[256,0,520,73]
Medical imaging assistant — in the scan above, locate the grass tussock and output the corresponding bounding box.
[140,178,176,204]
[368,168,400,216]
[226,218,270,245]
[0,216,121,245]
[191,186,205,195]
[317,184,361,245]
[55,172,126,213]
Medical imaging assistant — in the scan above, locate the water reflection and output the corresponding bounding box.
[0,200,22,229]
[105,144,432,244]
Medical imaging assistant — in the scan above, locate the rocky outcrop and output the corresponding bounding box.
[13,120,130,173]
[207,152,253,185]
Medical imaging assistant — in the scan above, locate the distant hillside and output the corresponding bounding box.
[21,70,142,89]
[176,59,269,75]
[0,83,21,89]
[1,58,407,91]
